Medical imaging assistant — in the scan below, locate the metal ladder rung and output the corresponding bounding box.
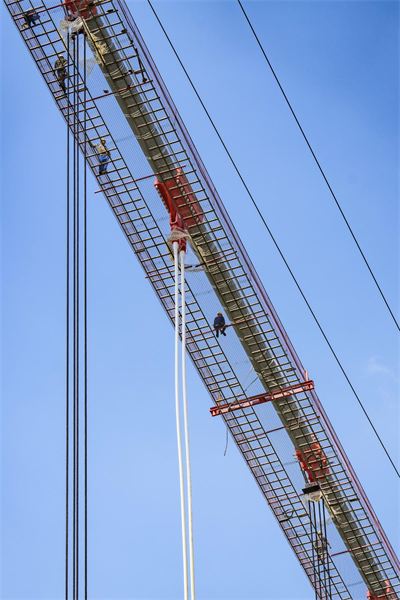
[11,4,45,15]
[28,39,60,50]
[133,106,165,120]
[135,116,169,129]
[102,42,141,56]
[90,28,127,42]
[111,201,145,210]
[25,23,58,38]
[117,211,151,223]
[125,96,156,110]
[147,136,179,152]
[111,53,140,66]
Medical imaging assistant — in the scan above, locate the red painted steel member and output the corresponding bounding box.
[154,168,203,253]
[63,0,98,20]
[367,581,396,599]
[295,438,329,483]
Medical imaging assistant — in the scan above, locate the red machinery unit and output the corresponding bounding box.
[367,581,396,599]
[63,0,98,19]
[295,440,329,483]
[154,168,203,252]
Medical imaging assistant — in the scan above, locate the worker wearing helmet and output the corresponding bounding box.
[214,311,227,338]
[90,138,111,176]
[54,53,68,93]
[315,530,331,563]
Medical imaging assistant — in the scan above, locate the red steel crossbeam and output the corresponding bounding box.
[13,0,106,19]
[210,380,315,417]
[94,164,185,194]
[68,80,153,113]
[330,541,382,558]
[13,2,63,19]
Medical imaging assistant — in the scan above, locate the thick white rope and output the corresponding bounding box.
[180,249,195,600]
[173,241,188,600]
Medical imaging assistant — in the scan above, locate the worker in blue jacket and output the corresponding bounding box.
[21,8,40,29]
[214,312,227,338]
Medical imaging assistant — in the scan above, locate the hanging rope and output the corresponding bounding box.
[223,425,229,456]
[180,250,195,600]
[174,241,189,600]
[172,241,196,600]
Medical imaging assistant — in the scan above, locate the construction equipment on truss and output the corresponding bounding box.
[5,0,400,598]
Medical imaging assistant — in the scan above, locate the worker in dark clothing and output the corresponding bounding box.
[315,530,331,563]
[214,312,227,338]
[54,54,68,93]
[90,138,111,175]
[21,9,40,29]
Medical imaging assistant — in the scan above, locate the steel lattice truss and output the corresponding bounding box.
[5,0,400,598]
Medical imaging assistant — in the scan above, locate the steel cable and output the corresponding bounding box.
[65,31,70,600]
[68,32,87,599]
[237,0,399,334]
[76,35,80,599]
[83,38,87,600]
[146,0,400,480]
[72,39,77,599]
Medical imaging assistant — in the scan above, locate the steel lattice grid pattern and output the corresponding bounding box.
[5,0,400,598]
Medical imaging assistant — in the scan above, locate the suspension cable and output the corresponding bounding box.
[66,28,90,599]
[147,1,400,480]
[72,35,77,599]
[65,30,70,600]
[174,241,189,600]
[75,34,80,600]
[309,500,316,600]
[83,36,88,600]
[237,0,399,333]
[323,501,332,600]
[180,250,195,600]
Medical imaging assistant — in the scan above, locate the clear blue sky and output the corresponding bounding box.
[1,1,399,599]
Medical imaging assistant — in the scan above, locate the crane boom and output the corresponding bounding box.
[6,0,399,598]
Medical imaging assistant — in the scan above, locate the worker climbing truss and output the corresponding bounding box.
[5,0,400,598]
